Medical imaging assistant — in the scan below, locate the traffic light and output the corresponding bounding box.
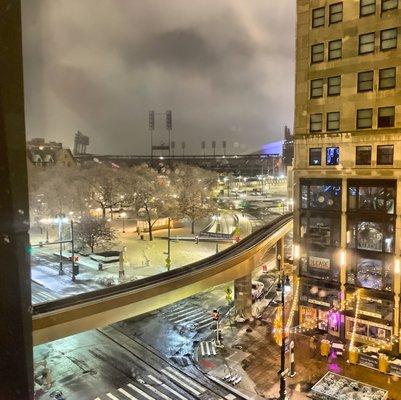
[166,110,172,130]
[149,110,155,131]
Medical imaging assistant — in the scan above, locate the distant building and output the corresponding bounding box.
[27,138,75,167]
[282,125,294,171]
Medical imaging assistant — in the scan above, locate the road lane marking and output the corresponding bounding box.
[161,369,201,396]
[117,388,139,400]
[147,375,188,400]
[142,382,172,400]
[173,310,204,324]
[165,367,206,393]
[127,383,155,400]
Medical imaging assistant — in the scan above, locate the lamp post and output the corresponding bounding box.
[165,217,171,271]
[277,250,291,400]
[120,211,127,233]
[55,213,67,275]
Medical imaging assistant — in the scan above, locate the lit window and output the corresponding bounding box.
[382,0,398,12]
[328,39,342,60]
[379,67,396,90]
[310,79,324,98]
[359,33,375,54]
[311,43,324,63]
[355,146,372,165]
[310,113,323,132]
[378,106,395,127]
[357,108,373,129]
[309,148,322,165]
[312,7,325,28]
[360,0,376,16]
[326,147,340,165]
[381,28,398,51]
[358,71,374,92]
[328,76,341,95]
[329,2,343,24]
[327,112,340,131]
[377,145,394,165]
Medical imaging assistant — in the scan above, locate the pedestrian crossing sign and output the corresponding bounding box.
[225,287,233,301]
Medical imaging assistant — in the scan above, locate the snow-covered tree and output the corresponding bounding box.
[75,216,116,253]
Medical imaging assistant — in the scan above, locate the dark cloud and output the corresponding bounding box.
[21,0,295,155]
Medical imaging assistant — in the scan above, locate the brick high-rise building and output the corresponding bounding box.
[293,0,401,351]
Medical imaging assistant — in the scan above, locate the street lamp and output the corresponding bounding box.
[120,211,127,233]
[55,213,68,275]
[277,253,291,400]
[39,218,52,243]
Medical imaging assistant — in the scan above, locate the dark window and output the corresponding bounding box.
[329,2,343,23]
[359,33,375,54]
[311,79,324,98]
[378,106,395,127]
[300,213,341,247]
[381,28,398,50]
[310,113,323,132]
[328,76,341,95]
[311,43,325,63]
[328,39,342,60]
[309,148,322,165]
[326,147,339,165]
[379,67,396,89]
[360,0,376,16]
[356,146,372,165]
[312,7,325,28]
[358,71,374,92]
[327,112,340,131]
[300,179,342,211]
[382,0,398,12]
[377,145,394,165]
[357,108,373,129]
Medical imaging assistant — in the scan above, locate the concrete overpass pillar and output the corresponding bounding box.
[234,272,253,320]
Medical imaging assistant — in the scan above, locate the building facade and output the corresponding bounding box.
[293,0,401,351]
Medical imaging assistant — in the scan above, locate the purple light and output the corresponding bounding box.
[329,311,340,327]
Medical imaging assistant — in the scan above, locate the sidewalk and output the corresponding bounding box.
[195,316,401,399]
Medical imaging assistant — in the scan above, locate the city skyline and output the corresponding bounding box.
[21,0,295,155]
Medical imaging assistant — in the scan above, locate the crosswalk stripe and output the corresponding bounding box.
[205,341,210,356]
[172,310,204,324]
[161,369,201,396]
[165,304,197,316]
[194,316,212,325]
[106,394,120,400]
[147,375,188,400]
[200,341,205,356]
[197,320,214,330]
[211,342,217,356]
[143,382,172,400]
[167,307,200,321]
[127,383,155,400]
[117,388,139,400]
[191,313,210,323]
[94,398,101,400]
[165,367,206,393]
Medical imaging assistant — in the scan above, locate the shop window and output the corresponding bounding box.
[347,182,395,213]
[328,76,341,96]
[312,7,325,28]
[309,183,341,210]
[328,39,342,60]
[302,249,340,281]
[329,2,343,24]
[378,106,395,127]
[326,147,339,165]
[357,108,373,129]
[301,213,341,247]
[360,0,376,16]
[381,28,398,51]
[377,145,394,165]
[357,70,374,92]
[359,32,375,54]
[309,147,322,165]
[311,43,324,63]
[348,219,394,253]
[379,67,396,90]
[310,79,323,98]
[346,318,392,341]
[382,0,398,12]
[346,294,393,321]
[310,113,323,132]
[355,146,372,165]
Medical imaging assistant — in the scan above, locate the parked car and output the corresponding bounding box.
[251,281,264,300]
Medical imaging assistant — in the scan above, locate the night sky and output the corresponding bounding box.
[22,1,295,155]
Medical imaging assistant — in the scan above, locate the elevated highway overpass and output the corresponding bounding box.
[32,214,293,345]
